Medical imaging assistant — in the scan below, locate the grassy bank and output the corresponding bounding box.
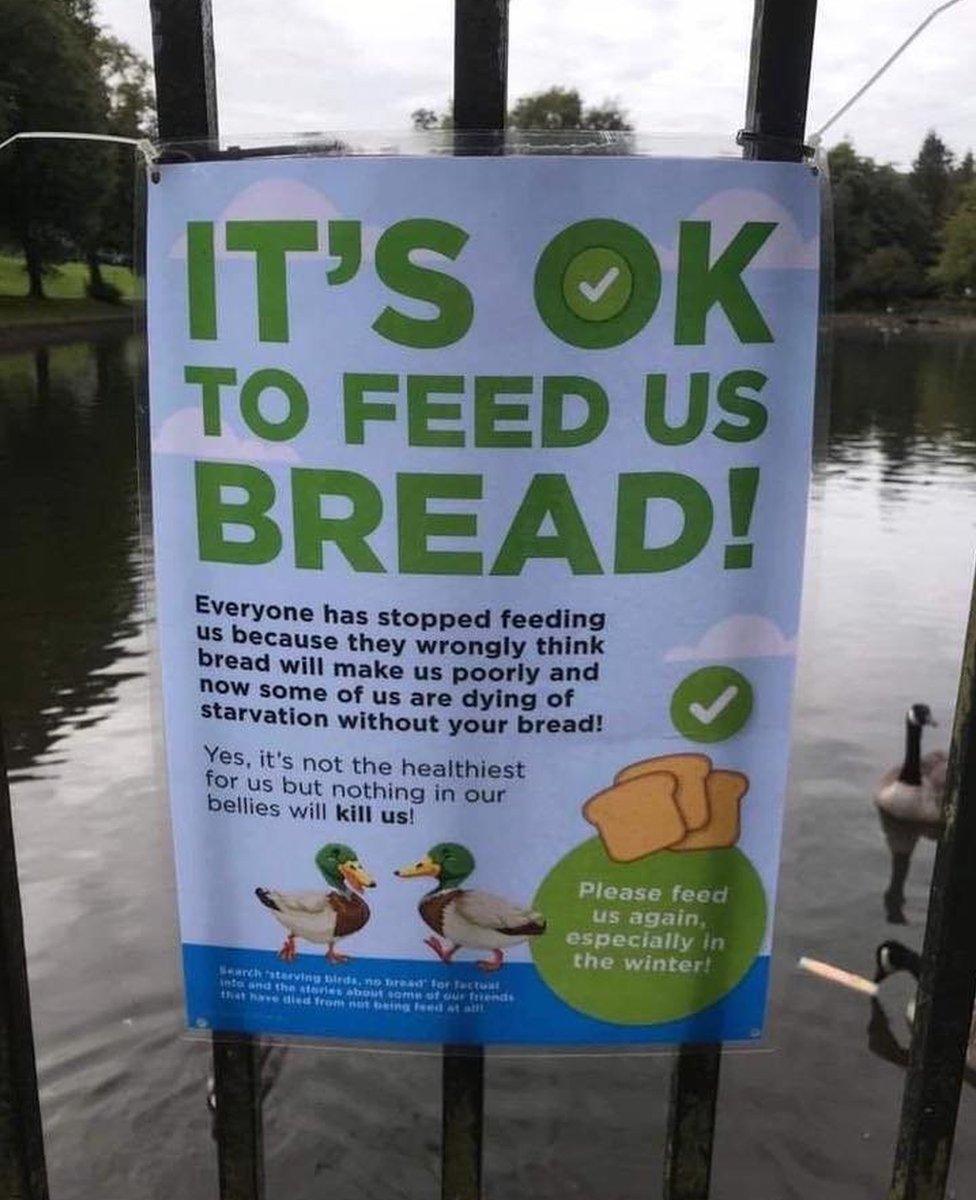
[0,254,139,328]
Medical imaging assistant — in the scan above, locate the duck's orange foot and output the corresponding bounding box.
[278,935,297,962]
[326,946,350,964]
[424,936,458,963]
[477,950,504,972]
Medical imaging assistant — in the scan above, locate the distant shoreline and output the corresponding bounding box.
[0,301,139,351]
[829,309,976,335]
[2,299,974,352]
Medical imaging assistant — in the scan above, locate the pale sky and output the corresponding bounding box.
[101,0,973,167]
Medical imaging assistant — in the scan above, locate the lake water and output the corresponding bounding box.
[1,326,975,1199]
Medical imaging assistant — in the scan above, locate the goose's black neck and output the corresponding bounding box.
[898,718,923,786]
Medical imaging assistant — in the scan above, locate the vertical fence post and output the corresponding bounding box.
[453,0,509,142]
[439,6,509,1198]
[742,0,818,161]
[148,8,264,1200]
[0,721,49,1200]
[148,0,219,144]
[213,1036,265,1200]
[441,1045,485,1200]
[889,568,976,1200]
[664,4,819,1195]
[663,1045,721,1200]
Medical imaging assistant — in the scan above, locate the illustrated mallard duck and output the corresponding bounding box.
[256,843,375,964]
[395,842,545,971]
[873,704,948,923]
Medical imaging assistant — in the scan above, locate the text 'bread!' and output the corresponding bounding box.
[584,773,685,862]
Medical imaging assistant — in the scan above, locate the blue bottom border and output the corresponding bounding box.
[184,945,769,1046]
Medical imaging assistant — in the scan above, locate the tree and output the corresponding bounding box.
[0,0,108,297]
[933,182,976,293]
[84,34,155,289]
[911,131,955,230]
[508,86,631,131]
[850,246,924,301]
[411,107,443,132]
[828,140,932,304]
[411,87,632,135]
[949,150,976,218]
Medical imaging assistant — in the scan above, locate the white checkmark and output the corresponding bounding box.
[578,266,620,303]
[688,686,739,725]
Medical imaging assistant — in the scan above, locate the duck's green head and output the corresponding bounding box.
[395,842,474,890]
[315,843,375,893]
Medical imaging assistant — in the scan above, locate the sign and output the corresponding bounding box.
[147,154,820,1045]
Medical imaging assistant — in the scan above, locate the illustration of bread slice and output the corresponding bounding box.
[584,772,686,863]
[615,754,713,831]
[672,770,749,851]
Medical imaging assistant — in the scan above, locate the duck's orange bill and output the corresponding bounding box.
[340,861,376,891]
[396,856,439,879]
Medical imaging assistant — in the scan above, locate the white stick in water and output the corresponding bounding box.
[798,956,879,998]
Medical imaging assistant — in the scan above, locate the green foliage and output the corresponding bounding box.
[829,135,975,307]
[911,131,955,229]
[411,87,631,134]
[89,33,155,265]
[933,183,976,293]
[411,107,442,132]
[850,246,925,301]
[97,33,155,138]
[0,0,111,295]
[0,0,153,297]
[509,87,631,132]
[829,142,928,302]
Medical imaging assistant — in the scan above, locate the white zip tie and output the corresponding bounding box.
[810,0,967,146]
[0,130,159,167]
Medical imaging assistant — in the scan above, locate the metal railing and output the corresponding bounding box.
[1,1,974,1198]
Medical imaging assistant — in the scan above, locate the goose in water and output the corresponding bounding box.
[873,704,947,924]
[875,940,976,1074]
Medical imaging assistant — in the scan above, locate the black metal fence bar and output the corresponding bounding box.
[148,0,219,144]
[439,7,509,1198]
[0,721,49,1200]
[453,0,509,137]
[213,1038,266,1200]
[662,3,819,1193]
[888,567,976,1200]
[147,8,266,1200]
[742,0,819,161]
[441,1046,485,1200]
[663,1045,721,1200]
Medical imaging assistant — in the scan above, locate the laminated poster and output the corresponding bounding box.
[147,153,820,1045]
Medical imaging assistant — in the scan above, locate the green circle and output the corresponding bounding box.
[534,219,662,348]
[531,839,766,1025]
[670,666,754,744]
[561,247,633,322]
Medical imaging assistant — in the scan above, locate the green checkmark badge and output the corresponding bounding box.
[562,246,632,322]
[670,665,754,743]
